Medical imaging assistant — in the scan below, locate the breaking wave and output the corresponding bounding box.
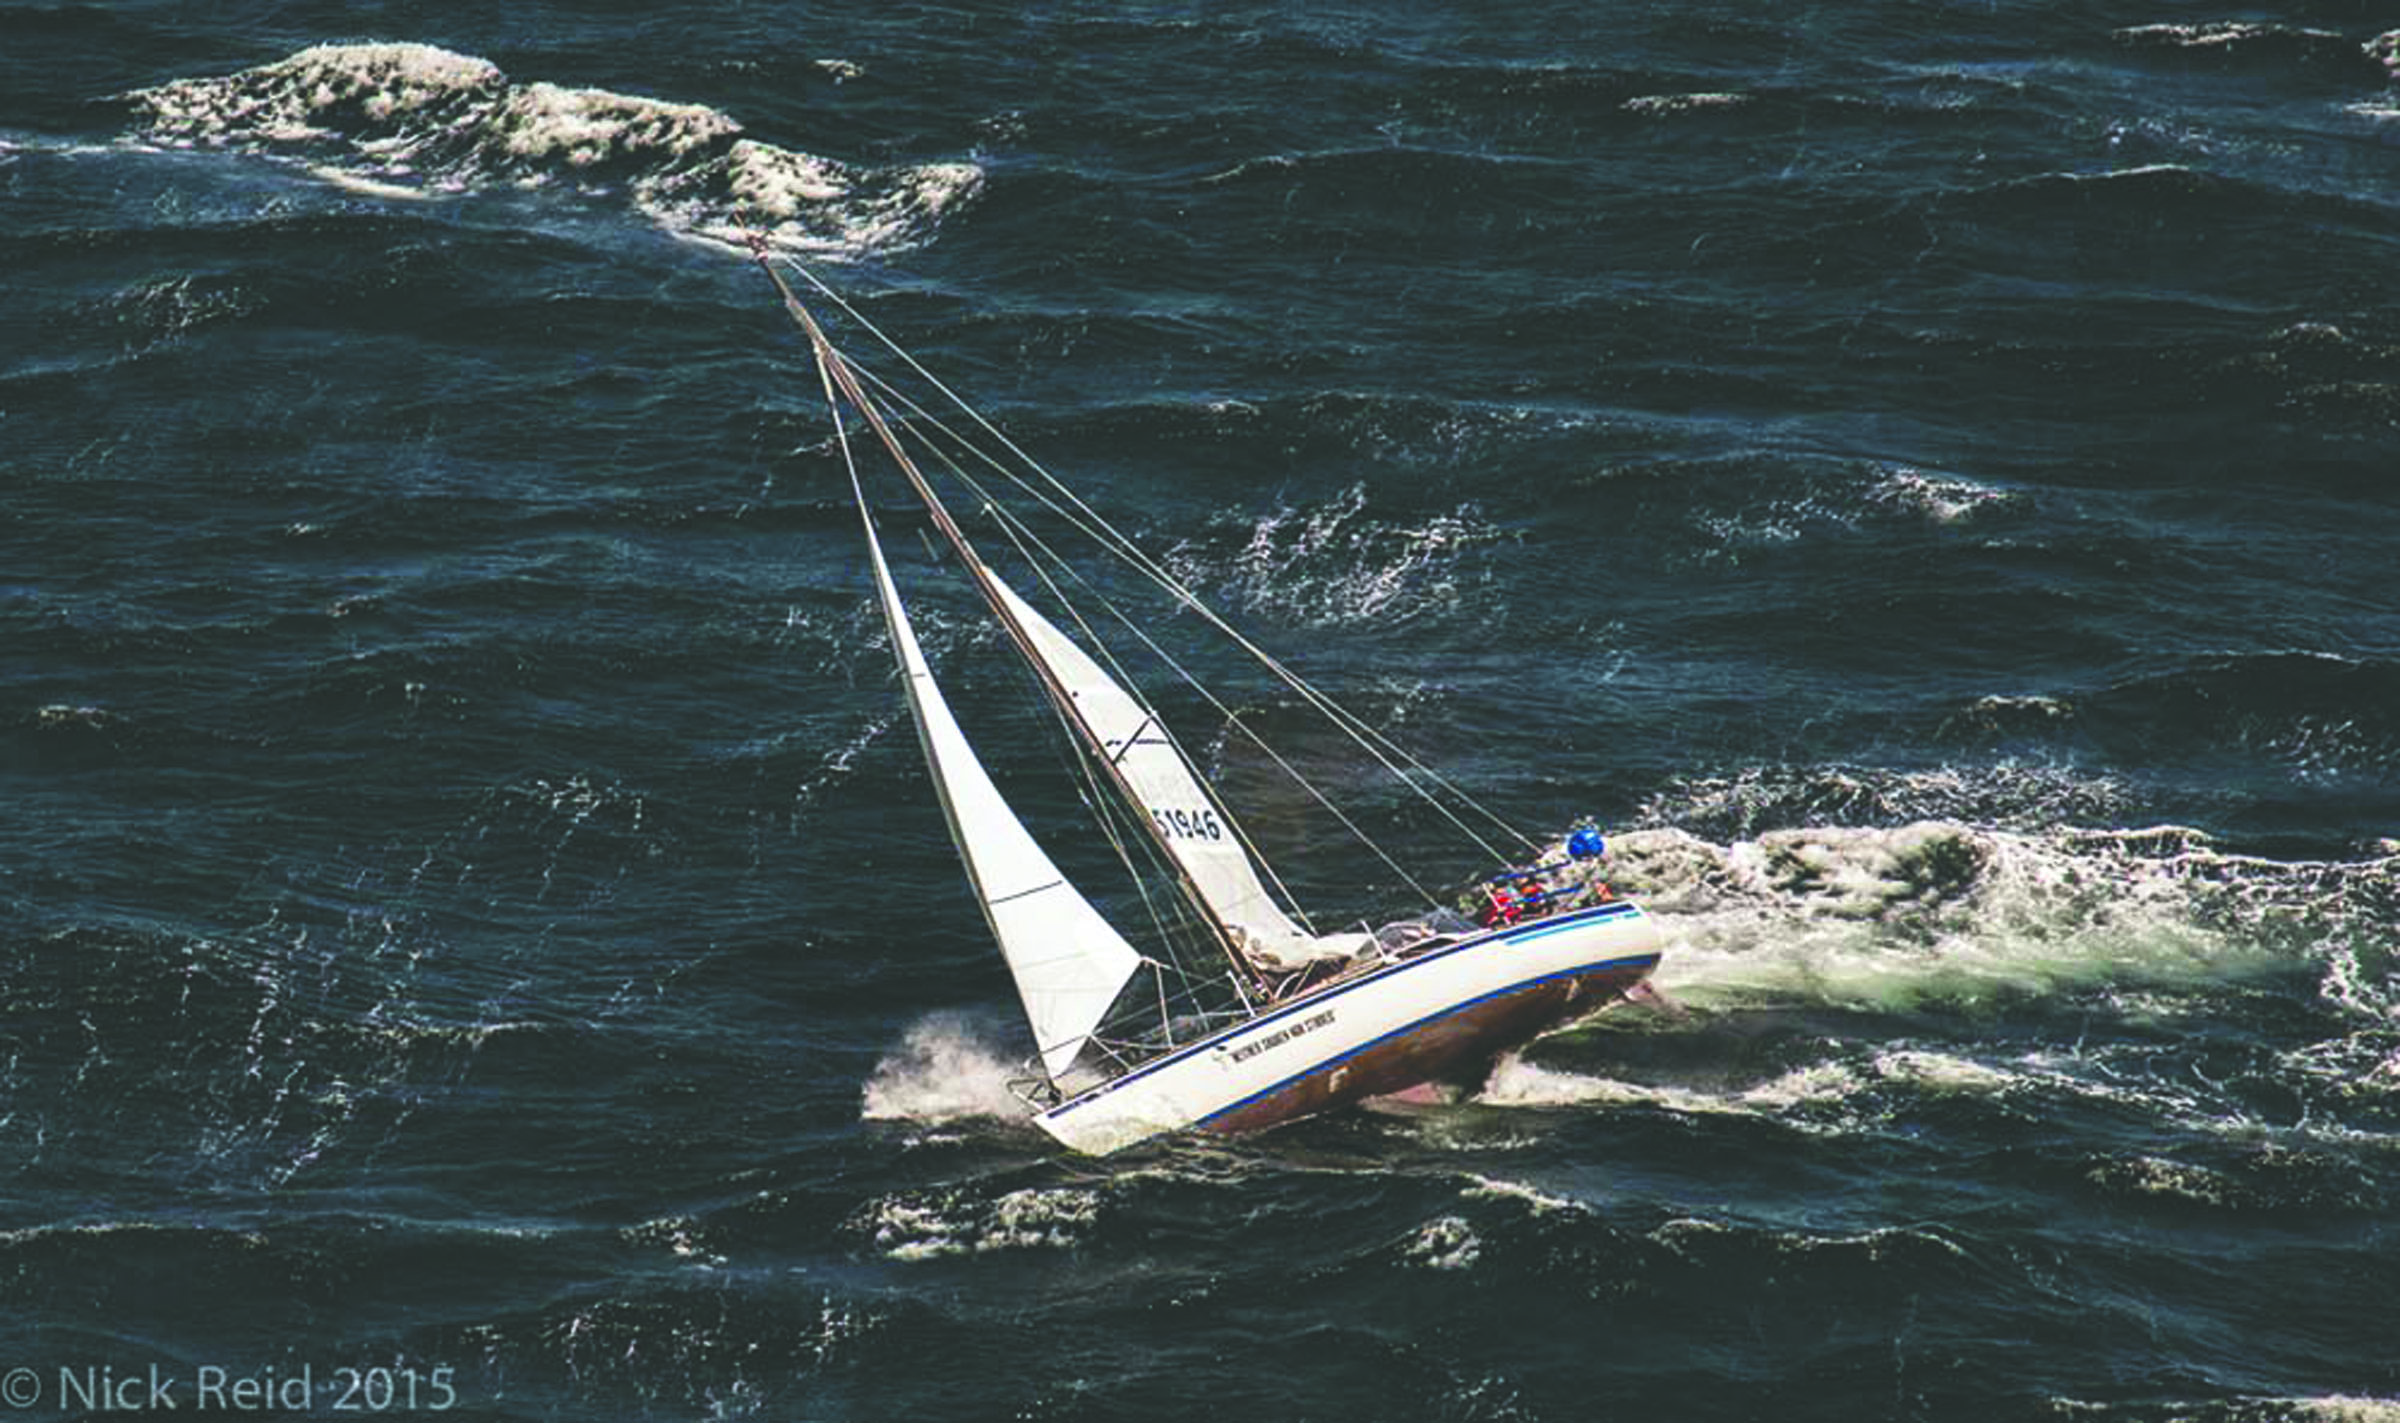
[121,42,980,254]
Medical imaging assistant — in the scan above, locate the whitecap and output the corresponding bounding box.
[1163,482,1506,628]
[1872,1049,2015,1095]
[1458,1173,1584,1215]
[122,42,980,257]
[491,81,739,169]
[852,1185,1101,1261]
[2085,1154,2238,1207]
[1401,1215,1481,1271]
[2112,22,2344,49]
[1862,465,2015,525]
[1623,92,1754,115]
[2294,1396,2400,1423]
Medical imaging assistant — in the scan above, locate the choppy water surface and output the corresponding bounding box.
[5,5,2398,1419]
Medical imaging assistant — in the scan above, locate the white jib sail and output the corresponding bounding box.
[863,522,1144,1080]
[984,570,1367,972]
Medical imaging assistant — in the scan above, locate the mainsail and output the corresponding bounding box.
[858,505,1144,1079]
[985,571,1368,973]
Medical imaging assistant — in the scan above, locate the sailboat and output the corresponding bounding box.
[757,249,1662,1155]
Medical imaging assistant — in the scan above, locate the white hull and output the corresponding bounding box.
[1036,902,1664,1154]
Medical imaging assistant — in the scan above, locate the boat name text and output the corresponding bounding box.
[1229,1009,1336,1064]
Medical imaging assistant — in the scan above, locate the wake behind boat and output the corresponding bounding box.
[757,249,1662,1154]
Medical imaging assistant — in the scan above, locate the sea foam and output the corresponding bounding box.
[859,1012,1030,1125]
[124,42,981,255]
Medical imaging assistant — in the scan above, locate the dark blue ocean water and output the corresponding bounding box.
[5,4,2399,1419]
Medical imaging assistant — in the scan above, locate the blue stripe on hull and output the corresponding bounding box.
[1041,899,1654,1127]
[1192,954,1658,1130]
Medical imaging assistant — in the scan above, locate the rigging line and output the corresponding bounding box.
[758,261,1474,795]
[872,371,1337,909]
[976,489,1441,912]
[761,256,1532,856]
[816,306,1538,863]
[821,353,1336,955]
[1049,689,1163,937]
[808,332,1210,1050]
[878,390,1442,909]
[756,248,1264,979]
[841,358,1520,879]
[1155,960,1174,1050]
[1060,695,1278,1000]
[1033,648,1205,985]
[979,493,1340,932]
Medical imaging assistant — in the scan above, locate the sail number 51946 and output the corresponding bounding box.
[1152,806,1225,842]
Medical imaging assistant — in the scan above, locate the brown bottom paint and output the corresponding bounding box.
[1202,960,1657,1137]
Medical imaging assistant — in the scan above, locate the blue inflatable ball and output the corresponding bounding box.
[1567,826,1607,860]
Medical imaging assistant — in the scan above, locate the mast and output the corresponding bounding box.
[755,252,1269,985]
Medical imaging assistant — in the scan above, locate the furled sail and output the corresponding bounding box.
[984,570,1369,973]
[861,518,1145,1079]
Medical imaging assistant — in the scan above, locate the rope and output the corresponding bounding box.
[815,304,1537,866]
[978,482,1439,911]
[754,242,1539,909]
